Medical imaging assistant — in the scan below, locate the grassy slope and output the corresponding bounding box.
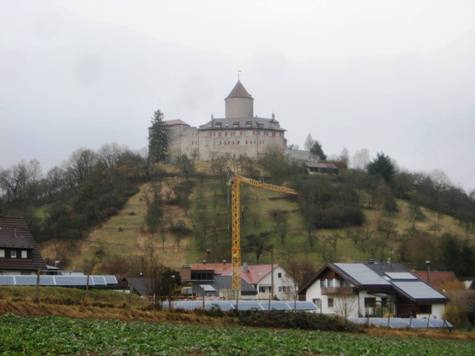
[1,314,474,355]
[41,178,192,273]
[40,176,475,273]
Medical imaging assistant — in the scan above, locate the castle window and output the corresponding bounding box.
[272,132,276,137]
[237,141,240,144]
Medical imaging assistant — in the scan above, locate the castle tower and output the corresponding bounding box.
[225,80,254,118]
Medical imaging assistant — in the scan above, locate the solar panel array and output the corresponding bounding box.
[165,300,317,312]
[0,275,118,287]
[349,317,452,329]
[392,281,446,300]
[334,263,390,285]
[385,272,417,280]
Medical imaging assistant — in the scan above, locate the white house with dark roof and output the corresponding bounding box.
[300,262,448,319]
[165,80,287,161]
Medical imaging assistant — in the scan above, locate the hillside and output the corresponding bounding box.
[40,173,475,278]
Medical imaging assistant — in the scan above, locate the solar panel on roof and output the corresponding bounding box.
[104,275,118,285]
[334,263,390,285]
[91,276,107,285]
[293,301,318,311]
[385,272,417,280]
[54,276,89,286]
[268,301,291,310]
[235,301,263,311]
[392,281,446,300]
[39,275,55,286]
[200,284,216,292]
[0,276,15,285]
[349,318,451,329]
[14,276,38,285]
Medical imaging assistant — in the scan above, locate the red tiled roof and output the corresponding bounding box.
[225,80,253,100]
[414,271,461,290]
[190,263,275,284]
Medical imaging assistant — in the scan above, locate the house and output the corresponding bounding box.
[183,262,296,300]
[0,216,46,275]
[303,161,339,175]
[300,262,448,319]
[190,275,257,299]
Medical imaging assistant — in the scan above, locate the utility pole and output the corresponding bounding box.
[269,247,274,309]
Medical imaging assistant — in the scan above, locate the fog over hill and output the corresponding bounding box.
[1,1,474,191]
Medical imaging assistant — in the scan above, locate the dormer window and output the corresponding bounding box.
[215,122,222,128]
[233,121,239,128]
[246,121,252,127]
[21,250,28,259]
[10,250,17,258]
[0,249,4,258]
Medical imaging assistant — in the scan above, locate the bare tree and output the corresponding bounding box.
[351,148,370,170]
[334,294,358,319]
[304,133,314,151]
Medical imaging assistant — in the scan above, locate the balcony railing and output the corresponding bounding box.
[321,287,354,295]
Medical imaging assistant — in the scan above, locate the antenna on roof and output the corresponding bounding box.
[237,69,242,80]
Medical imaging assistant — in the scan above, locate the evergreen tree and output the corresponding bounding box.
[148,110,168,163]
[367,153,395,184]
[310,141,327,160]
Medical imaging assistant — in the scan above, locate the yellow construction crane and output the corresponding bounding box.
[229,174,298,294]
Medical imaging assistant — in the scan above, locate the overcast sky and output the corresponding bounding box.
[1,0,474,191]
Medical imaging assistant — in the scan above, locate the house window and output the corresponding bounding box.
[10,250,17,259]
[328,297,334,308]
[0,249,4,258]
[313,298,322,309]
[277,272,282,278]
[21,250,28,259]
[381,297,388,308]
[364,297,376,308]
[419,304,432,314]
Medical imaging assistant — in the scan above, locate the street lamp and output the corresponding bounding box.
[425,260,431,284]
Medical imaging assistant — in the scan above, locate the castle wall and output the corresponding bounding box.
[197,129,285,160]
[167,125,200,162]
[225,97,253,118]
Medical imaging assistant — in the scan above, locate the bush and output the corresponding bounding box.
[315,206,365,228]
[236,310,361,332]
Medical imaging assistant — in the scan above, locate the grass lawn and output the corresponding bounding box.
[1,314,474,355]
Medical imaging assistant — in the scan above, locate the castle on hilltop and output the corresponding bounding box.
[165,80,287,161]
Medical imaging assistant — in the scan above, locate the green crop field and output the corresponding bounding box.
[1,314,474,355]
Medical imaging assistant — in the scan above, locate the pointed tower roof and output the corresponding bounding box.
[225,80,253,100]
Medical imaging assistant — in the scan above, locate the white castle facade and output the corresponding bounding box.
[165,80,287,161]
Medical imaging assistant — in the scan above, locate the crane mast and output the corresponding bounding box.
[230,174,298,294]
